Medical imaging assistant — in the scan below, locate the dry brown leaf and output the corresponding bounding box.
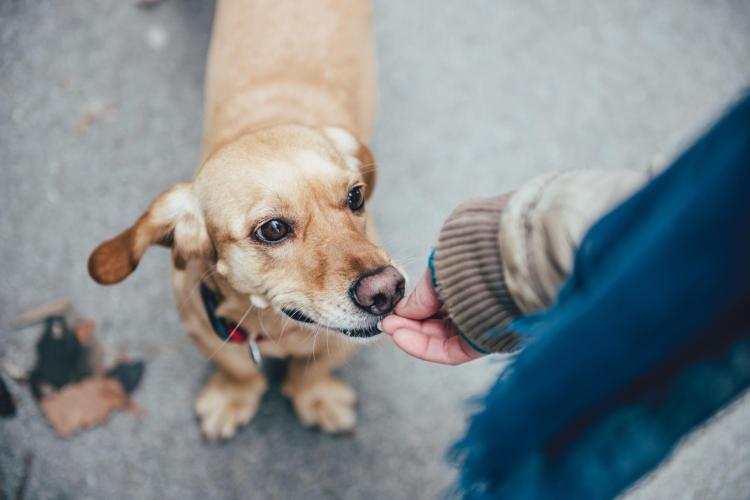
[40,377,129,437]
[75,319,97,345]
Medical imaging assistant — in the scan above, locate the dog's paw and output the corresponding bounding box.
[284,376,357,433]
[195,371,267,441]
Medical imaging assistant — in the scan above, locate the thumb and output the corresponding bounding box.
[394,268,442,320]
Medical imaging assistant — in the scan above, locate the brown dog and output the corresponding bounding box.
[88,0,405,439]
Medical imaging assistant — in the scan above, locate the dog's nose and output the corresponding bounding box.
[351,266,405,316]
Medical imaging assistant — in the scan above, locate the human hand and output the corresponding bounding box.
[380,269,485,365]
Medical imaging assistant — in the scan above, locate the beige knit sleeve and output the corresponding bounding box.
[432,169,649,354]
[432,196,523,353]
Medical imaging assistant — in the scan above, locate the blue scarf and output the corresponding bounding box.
[452,92,750,499]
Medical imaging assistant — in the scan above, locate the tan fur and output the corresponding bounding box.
[88,0,393,439]
[202,0,376,160]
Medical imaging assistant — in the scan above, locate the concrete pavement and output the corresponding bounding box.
[1,1,749,498]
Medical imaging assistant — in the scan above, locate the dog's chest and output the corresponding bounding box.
[213,297,319,358]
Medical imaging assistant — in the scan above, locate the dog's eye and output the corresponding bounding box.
[348,186,365,211]
[254,219,292,243]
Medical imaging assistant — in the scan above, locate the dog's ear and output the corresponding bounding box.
[88,183,211,285]
[323,127,377,199]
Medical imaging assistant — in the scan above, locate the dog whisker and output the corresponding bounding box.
[177,265,217,315]
[276,311,290,345]
[304,325,322,376]
[325,326,331,358]
[278,306,303,344]
[311,326,320,364]
[258,308,282,349]
[207,301,254,361]
[258,306,270,338]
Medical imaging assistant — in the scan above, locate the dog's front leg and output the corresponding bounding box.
[282,336,357,433]
[192,337,268,441]
[173,267,268,441]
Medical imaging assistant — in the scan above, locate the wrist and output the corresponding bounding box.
[432,196,522,353]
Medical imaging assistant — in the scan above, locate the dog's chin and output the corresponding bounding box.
[281,308,382,341]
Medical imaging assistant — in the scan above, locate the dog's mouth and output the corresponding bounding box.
[281,308,381,338]
[337,324,382,338]
[282,308,316,324]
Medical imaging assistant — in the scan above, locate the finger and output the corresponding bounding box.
[391,329,484,365]
[394,269,442,320]
[381,316,454,339]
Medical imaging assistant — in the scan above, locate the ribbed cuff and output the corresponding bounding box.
[433,197,522,353]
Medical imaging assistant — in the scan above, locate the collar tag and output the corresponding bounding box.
[248,339,263,367]
[201,282,262,367]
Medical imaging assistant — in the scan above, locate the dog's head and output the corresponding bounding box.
[88,125,404,340]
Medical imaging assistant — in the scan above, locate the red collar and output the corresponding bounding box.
[199,282,262,344]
